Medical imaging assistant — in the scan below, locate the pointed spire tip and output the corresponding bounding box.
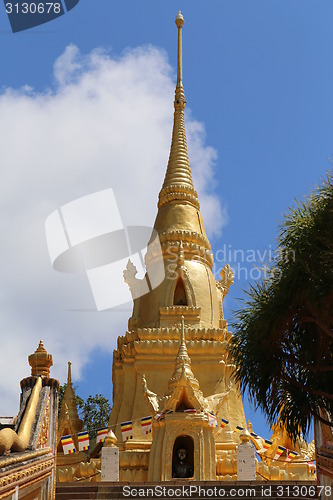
[175,11,184,28]
[67,360,72,385]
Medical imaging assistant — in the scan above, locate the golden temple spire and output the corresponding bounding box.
[158,11,199,210]
[168,317,199,391]
[58,361,83,435]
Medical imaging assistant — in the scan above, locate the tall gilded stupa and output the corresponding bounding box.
[108,11,246,481]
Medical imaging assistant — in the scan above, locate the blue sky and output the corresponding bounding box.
[0,1,331,442]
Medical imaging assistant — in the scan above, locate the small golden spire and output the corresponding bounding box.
[168,316,199,390]
[177,241,185,269]
[179,316,187,356]
[59,361,83,434]
[28,340,53,378]
[158,11,199,209]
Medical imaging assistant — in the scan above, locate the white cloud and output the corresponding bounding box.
[0,44,227,415]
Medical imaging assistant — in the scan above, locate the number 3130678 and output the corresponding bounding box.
[5,3,61,14]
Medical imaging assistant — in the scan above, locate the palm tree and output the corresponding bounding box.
[229,173,333,441]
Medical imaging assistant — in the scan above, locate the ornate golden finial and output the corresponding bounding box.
[104,430,117,448]
[158,11,199,209]
[28,340,53,378]
[36,340,47,353]
[239,428,252,445]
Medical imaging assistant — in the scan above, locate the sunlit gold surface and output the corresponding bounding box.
[0,376,42,456]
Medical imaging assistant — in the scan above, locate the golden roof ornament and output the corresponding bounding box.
[158,10,199,209]
[28,340,53,378]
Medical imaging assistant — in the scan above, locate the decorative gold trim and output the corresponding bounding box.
[0,448,52,468]
[159,306,201,328]
[0,488,15,500]
[0,458,54,490]
[158,230,211,250]
[36,392,50,449]
[0,470,52,498]
[160,306,200,316]
[158,186,200,210]
[126,327,227,341]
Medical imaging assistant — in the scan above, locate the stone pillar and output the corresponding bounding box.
[237,429,256,480]
[101,431,119,482]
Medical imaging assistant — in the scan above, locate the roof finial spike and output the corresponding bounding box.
[181,315,185,345]
[67,361,72,385]
[157,11,199,207]
[175,11,185,88]
[167,315,200,391]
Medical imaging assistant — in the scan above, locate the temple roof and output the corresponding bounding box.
[142,317,232,415]
[142,317,207,413]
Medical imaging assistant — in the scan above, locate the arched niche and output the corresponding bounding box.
[173,278,188,306]
[172,435,194,478]
[164,270,196,307]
